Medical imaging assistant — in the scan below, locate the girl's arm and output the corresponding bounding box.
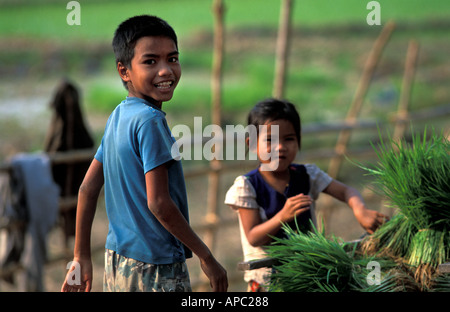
[236,193,312,247]
[323,180,387,234]
[145,162,228,292]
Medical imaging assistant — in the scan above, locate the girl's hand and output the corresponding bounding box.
[323,180,388,234]
[278,193,312,223]
[353,206,388,234]
[235,194,312,247]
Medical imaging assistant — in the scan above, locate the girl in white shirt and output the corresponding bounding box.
[225,98,387,291]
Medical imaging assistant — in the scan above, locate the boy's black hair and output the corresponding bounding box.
[112,15,178,89]
[247,98,302,149]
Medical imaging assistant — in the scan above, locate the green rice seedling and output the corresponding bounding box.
[267,222,399,292]
[368,129,450,229]
[430,273,450,292]
[359,128,450,289]
[407,229,449,267]
[361,214,414,259]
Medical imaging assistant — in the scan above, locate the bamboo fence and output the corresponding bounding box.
[1,0,450,291]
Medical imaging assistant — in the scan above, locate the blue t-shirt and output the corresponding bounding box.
[95,97,192,264]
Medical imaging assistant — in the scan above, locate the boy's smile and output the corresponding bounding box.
[119,36,181,108]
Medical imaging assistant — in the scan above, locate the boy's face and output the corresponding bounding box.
[119,36,181,108]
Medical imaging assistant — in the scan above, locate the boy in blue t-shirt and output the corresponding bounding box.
[61,15,227,292]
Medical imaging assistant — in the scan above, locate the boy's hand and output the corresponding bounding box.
[278,193,312,223]
[61,258,93,292]
[199,253,228,292]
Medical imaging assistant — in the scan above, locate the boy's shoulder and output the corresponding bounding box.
[111,97,166,122]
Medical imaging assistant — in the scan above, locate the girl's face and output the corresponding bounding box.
[257,119,299,172]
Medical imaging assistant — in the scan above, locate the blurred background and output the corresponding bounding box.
[0,0,449,291]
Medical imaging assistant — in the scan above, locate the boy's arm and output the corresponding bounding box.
[145,162,228,292]
[61,158,104,292]
[323,180,388,234]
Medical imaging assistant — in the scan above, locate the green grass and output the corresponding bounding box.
[1,0,449,127]
[0,0,208,41]
[1,0,449,42]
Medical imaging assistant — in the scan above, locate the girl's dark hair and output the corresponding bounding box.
[112,15,178,89]
[247,98,302,149]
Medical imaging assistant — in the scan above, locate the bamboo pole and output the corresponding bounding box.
[393,40,419,142]
[320,21,395,234]
[205,0,225,248]
[327,21,395,180]
[378,40,419,218]
[273,0,294,99]
[197,0,225,291]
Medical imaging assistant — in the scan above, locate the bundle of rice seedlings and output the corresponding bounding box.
[359,128,450,288]
[266,222,400,292]
[430,273,450,292]
[361,214,414,259]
